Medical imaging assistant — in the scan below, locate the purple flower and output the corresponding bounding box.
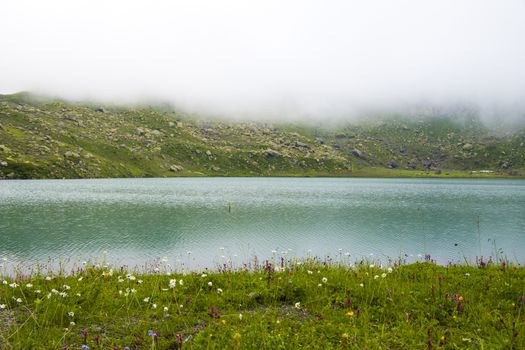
[81,346,90,350]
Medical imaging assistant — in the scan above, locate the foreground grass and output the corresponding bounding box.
[1,260,524,349]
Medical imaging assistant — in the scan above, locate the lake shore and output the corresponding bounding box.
[1,260,524,349]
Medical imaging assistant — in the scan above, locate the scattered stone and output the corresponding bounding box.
[294,141,310,149]
[351,149,366,160]
[169,165,184,172]
[136,128,145,136]
[387,160,398,169]
[211,166,221,171]
[462,143,473,151]
[95,107,106,113]
[64,151,80,158]
[265,149,281,158]
[0,161,7,167]
[168,121,175,127]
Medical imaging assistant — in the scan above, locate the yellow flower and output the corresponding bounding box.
[458,296,464,301]
[346,311,354,317]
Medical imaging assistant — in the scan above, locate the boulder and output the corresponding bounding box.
[387,160,398,169]
[265,149,281,158]
[169,165,184,172]
[351,149,366,160]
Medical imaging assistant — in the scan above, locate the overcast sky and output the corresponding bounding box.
[2,0,525,120]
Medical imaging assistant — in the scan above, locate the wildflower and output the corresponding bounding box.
[63,285,71,290]
[76,293,81,297]
[208,281,213,287]
[201,274,207,278]
[359,283,364,288]
[318,284,322,287]
[70,321,76,326]
[163,306,169,312]
[26,283,33,288]
[68,311,74,317]
[35,290,41,294]
[239,313,243,321]
[143,297,150,303]
[137,279,143,284]
[217,288,223,294]
[9,282,18,288]
[78,277,83,282]
[169,279,177,288]
[179,279,184,286]
[117,276,123,283]
[51,289,59,294]
[154,267,160,272]
[381,273,387,278]
[152,304,157,309]
[465,273,471,277]
[322,277,328,283]
[346,311,354,317]
[130,288,136,294]
[46,293,52,299]
[387,267,393,273]
[60,292,68,298]
[15,298,22,303]
[294,302,301,309]
[307,270,313,275]
[374,275,379,280]
[127,274,136,281]
[45,276,52,281]
[2,280,7,285]
[81,345,89,350]
[0,304,6,309]
[369,264,375,268]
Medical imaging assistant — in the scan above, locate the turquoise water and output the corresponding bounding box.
[0,178,524,272]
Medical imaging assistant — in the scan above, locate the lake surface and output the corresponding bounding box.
[1,178,524,273]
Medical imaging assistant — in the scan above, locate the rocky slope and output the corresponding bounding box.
[1,93,524,179]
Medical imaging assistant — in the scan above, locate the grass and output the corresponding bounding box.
[1,258,524,349]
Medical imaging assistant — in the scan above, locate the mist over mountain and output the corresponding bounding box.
[1,1,525,125]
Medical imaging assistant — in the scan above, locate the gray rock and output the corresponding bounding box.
[294,141,310,149]
[95,107,106,113]
[169,165,184,172]
[351,149,366,160]
[136,128,145,136]
[387,160,398,169]
[0,161,7,167]
[462,143,473,151]
[265,149,281,158]
[64,151,80,158]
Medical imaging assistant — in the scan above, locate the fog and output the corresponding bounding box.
[1,0,525,123]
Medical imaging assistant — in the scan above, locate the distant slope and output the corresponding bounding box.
[1,93,524,179]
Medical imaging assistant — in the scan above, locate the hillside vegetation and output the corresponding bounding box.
[1,93,524,179]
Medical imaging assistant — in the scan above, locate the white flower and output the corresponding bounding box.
[294,302,301,309]
[70,321,76,326]
[374,275,379,280]
[45,276,52,281]
[307,270,313,275]
[201,274,207,278]
[76,293,81,297]
[51,289,59,294]
[117,276,123,283]
[169,279,177,289]
[119,290,123,295]
[465,273,471,277]
[130,288,136,294]
[126,274,136,281]
[9,283,18,288]
[163,306,169,312]
[239,313,243,321]
[318,283,322,287]
[2,280,7,285]
[78,276,83,282]
[381,273,387,278]
[143,297,150,303]
[15,298,22,303]
[26,283,33,288]
[63,285,71,290]
[137,279,143,284]
[322,277,328,283]
[59,292,68,298]
[217,288,223,294]
[179,279,184,286]
[359,283,364,288]
[0,304,5,309]
[154,267,160,272]
[35,290,41,294]
[369,264,375,268]
[152,304,157,309]
[46,293,52,299]
[68,311,74,317]
[387,267,393,273]
[208,281,213,287]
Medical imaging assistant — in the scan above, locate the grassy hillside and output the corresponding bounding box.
[1,92,524,179]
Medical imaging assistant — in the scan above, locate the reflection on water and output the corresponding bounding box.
[0,177,524,272]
